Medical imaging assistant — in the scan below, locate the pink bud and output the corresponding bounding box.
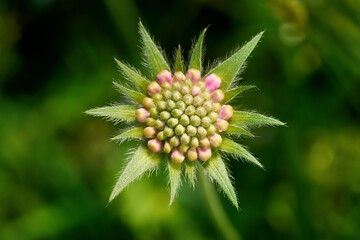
[173,71,185,82]
[198,147,212,161]
[204,73,221,92]
[135,108,150,123]
[212,89,224,103]
[148,139,162,152]
[147,81,161,96]
[157,70,173,84]
[209,133,223,147]
[219,105,233,120]
[215,119,229,132]
[186,69,201,83]
[171,149,185,164]
[187,148,198,161]
[191,85,201,96]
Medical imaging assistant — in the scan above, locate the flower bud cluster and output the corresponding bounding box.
[135,69,234,163]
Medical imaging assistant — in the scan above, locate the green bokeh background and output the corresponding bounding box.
[1,0,360,239]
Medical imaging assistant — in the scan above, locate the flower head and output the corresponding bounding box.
[86,22,284,208]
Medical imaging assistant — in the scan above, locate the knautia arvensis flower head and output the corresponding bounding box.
[86,22,284,208]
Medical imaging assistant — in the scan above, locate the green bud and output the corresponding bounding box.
[179,114,190,126]
[175,124,185,136]
[202,91,211,100]
[149,108,158,118]
[172,91,182,101]
[185,105,196,115]
[193,95,204,106]
[187,148,198,161]
[171,109,183,118]
[176,101,186,112]
[180,134,190,145]
[184,78,193,87]
[153,93,163,102]
[162,81,171,90]
[190,137,199,148]
[208,112,219,122]
[157,131,165,141]
[163,141,172,154]
[142,97,155,109]
[178,144,189,153]
[201,116,211,128]
[170,136,180,147]
[203,100,213,112]
[146,117,156,127]
[183,94,193,105]
[213,103,222,112]
[196,81,205,90]
[197,126,207,138]
[200,137,210,147]
[207,124,216,135]
[181,85,190,95]
[162,89,172,100]
[160,111,171,121]
[156,101,166,110]
[172,81,181,90]
[167,118,179,128]
[143,127,157,138]
[196,107,207,117]
[187,125,197,136]
[166,100,176,111]
[190,115,201,127]
[164,126,174,137]
[154,119,164,130]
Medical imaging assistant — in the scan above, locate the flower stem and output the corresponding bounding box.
[198,164,242,240]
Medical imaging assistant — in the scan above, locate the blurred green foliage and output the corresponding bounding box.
[0,0,359,239]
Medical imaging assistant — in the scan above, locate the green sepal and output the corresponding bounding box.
[188,28,207,71]
[85,105,137,122]
[168,160,182,205]
[226,124,254,137]
[185,160,196,188]
[111,127,144,141]
[109,145,161,202]
[113,81,146,104]
[174,45,184,72]
[223,85,255,103]
[230,111,285,127]
[220,138,263,168]
[139,21,170,80]
[203,152,238,208]
[206,32,263,90]
[114,58,149,93]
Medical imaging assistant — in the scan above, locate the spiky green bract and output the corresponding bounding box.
[202,152,238,208]
[113,82,146,104]
[185,160,196,188]
[85,105,137,122]
[168,160,182,205]
[206,32,263,91]
[109,145,161,203]
[188,29,206,71]
[114,58,149,93]
[231,111,285,127]
[220,138,263,168]
[139,22,170,80]
[111,127,144,141]
[223,85,255,103]
[174,45,184,72]
[226,125,253,137]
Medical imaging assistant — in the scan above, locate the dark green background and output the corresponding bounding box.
[1,0,360,239]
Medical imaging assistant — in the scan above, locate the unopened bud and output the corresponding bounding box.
[198,147,212,161]
[176,101,186,112]
[181,134,190,145]
[160,111,171,121]
[184,78,193,87]
[190,115,201,127]
[171,149,185,164]
[212,103,222,112]
[157,131,165,141]
[175,124,185,136]
[204,73,221,92]
[171,109,183,118]
[172,91,182,101]
[174,71,185,82]
[190,137,199,148]
[163,141,172,153]
[180,114,190,126]
[153,93,163,102]
[209,133,223,147]
[202,91,211,101]
[186,69,201,83]
[185,105,196,115]
[172,81,181,90]
[142,97,155,109]
[156,101,166,110]
[199,137,210,147]
[161,81,172,90]
[196,107,207,117]
[207,124,217,135]
[196,81,206,90]
[167,118,179,128]
[162,89,172,100]
[212,89,224,103]
[178,144,189,153]
[147,81,161,96]
[197,127,207,138]
[166,100,176,111]
[191,85,201,96]
[157,70,173,85]
[201,116,211,128]
[148,139,162,152]
[193,95,204,106]
[183,94,193,105]
[164,126,174,138]
[135,108,150,123]
[215,119,229,132]
[154,119,165,130]
[149,108,158,118]
[208,112,219,122]
[203,101,213,112]
[170,136,180,147]
[181,85,190,95]
[219,105,233,120]
[146,117,156,127]
[143,127,157,138]
[187,148,198,161]
[187,125,197,136]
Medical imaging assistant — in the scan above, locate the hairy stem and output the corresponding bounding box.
[198,164,242,240]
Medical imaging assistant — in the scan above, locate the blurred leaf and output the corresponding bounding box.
[226,124,253,136]
[115,58,149,93]
[206,32,263,90]
[113,81,145,104]
[109,145,161,202]
[230,111,285,127]
[168,160,182,205]
[203,152,238,208]
[220,138,263,168]
[185,160,196,188]
[111,127,143,141]
[139,21,170,80]
[85,105,137,122]
[174,45,184,72]
[223,85,255,103]
[188,29,207,71]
